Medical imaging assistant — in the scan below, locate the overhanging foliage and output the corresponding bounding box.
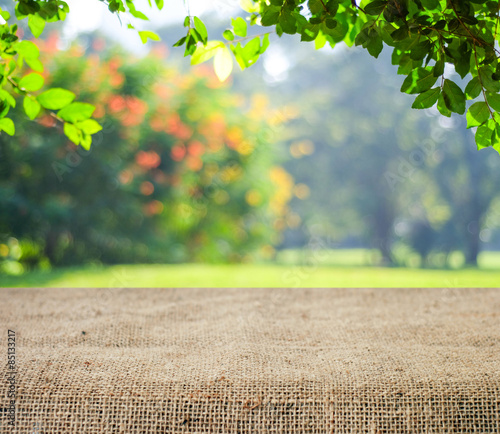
[1,0,500,152]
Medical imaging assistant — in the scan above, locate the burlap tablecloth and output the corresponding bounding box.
[1,287,499,433]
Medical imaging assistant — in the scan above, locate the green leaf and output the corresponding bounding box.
[194,17,208,42]
[76,119,103,135]
[28,14,45,37]
[25,57,43,73]
[409,40,431,61]
[465,77,482,100]
[16,40,40,59]
[0,90,16,108]
[258,33,270,55]
[466,102,490,128]
[486,92,500,112]
[475,122,493,150]
[313,30,326,50]
[126,1,149,20]
[138,31,161,44]
[64,122,82,145]
[0,118,15,135]
[301,22,320,42]
[479,67,500,93]
[355,27,383,58]
[241,37,261,67]
[108,0,125,13]
[433,60,444,77]
[0,100,9,120]
[442,79,466,114]
[401,67,437,94]
[23,96,41,120]
[454,51,471,79]
[0,100,9,119]
[173,36,186,47]
[223,30,235,41]
[326,18,337,29]
[412,87,440,109]
[308,0,324,14]
[18,0,41,14]
[129,9,149,20]
[58,103,96,123]
[261,7,280,26]
[241,0,259,13]
[437,92,451,117]
[184,34,197,56]
[421,0,439,8]
[155,0,164,9]
[6,61,15,76]
[37,88,75,110]
[80,133,92,151]
[491,121,500,153]
[397,55,414,75]
[232,17,247,37]
[278,8,297,34]
[191,41,225,65]
[189,28,204,44]
[19,73,44,92]
[214,46,233,81]
[364,0,388,15]
[391,26,408,42]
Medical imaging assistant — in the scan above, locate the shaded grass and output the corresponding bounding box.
[2,263,500,287]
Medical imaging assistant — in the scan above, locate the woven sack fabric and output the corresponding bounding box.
[1,287,499,433]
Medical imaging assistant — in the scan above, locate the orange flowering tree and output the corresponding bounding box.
[0,36,295,269]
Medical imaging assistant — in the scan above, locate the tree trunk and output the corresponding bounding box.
[464,222,480,266]
[44,230,59,265]
[372,201,395,266]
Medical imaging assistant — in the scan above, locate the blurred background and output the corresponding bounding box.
[1,1,500,287]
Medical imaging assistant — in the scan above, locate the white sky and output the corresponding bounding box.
[62,0,290,79]
[63,0,239,53]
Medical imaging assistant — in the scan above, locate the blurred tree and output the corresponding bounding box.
[421,115,500,265]
[258,46,426,264]
[0,37,294,270]
[238,36,500,266]
[3,0,500,152]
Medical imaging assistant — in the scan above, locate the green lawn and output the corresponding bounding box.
[2,249,500,287]
[2,262,500,287]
